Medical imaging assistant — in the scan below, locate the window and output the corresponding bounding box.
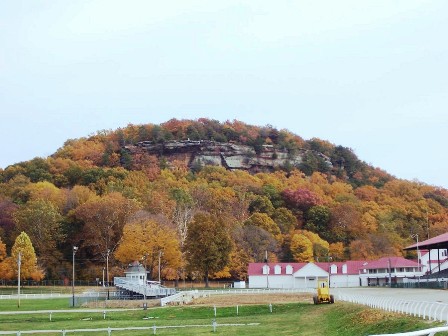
[342,264,347,274]
[262,265,270,275]
[330,264,337,274]
[274,265,281,275]
[286,265,293,274]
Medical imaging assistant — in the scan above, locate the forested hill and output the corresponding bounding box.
[0,118,447,282]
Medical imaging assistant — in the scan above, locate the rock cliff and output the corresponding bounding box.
[124,140,332,172]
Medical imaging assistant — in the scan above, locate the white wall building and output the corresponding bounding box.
[248,261,366,288]
[248,257,422,288]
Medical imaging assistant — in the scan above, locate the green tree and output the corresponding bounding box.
[185,213,232,287]
[304,205,331,233]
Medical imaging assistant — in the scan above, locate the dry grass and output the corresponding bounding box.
[188,293,313,306]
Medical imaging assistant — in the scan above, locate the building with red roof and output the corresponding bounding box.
[248,256,422,288]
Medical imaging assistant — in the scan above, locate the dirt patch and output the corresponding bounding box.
[352,309,399,324]
[82,299,160,309]
[187,293,313,306]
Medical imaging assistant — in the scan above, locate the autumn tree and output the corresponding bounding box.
[236,225,278,263]
[185,213,232,287]
[10,232,44,280]
[74,192,140,265]
[115,215,181,280]
[272,207,297,234]
[244,212,281,241]
[13,199,65,275]
[282,188,322,212]
[290,233,313,262]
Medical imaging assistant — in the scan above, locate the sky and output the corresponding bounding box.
[1,0,447,188]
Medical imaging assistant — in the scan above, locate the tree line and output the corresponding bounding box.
[0,119,447,284]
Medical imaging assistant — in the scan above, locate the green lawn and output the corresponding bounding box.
[0,300,445,335]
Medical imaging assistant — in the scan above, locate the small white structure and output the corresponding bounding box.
[233,281,246,289]
[124,262,147,285]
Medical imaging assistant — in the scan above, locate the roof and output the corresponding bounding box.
[124,261,146,274]
[248,261,368,276]
[360,257,418,270]
[404,232,448,250]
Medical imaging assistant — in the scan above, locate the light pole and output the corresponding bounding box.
[106,249,110,300]
[102,267,105,288]
[72,246,78,307]
[17,252,21,308]
[328,256,333,288]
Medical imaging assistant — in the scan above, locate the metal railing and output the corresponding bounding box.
[114,278,176,298]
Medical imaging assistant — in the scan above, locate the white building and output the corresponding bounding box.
[248,257,421,288]
[358,257,422,286]
[248,261,366,288]
[123,262,147,285]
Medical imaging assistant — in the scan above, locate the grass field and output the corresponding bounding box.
[0,297,446,336]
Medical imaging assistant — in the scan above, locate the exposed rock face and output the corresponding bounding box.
[124,140,332,172]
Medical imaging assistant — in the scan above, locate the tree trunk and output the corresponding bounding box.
[205,266,209,288]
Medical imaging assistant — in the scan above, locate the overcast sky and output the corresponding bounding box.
[1,1,447,188]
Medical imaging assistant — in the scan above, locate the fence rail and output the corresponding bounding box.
[0,322,260,335]
[369,326,448,336]
[336,293,448,323]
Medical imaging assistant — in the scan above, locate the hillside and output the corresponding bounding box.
[0,118,447,282]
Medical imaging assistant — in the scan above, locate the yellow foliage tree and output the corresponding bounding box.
[290,233,313,262]
[11,232,44,281]
[115,217,181,281]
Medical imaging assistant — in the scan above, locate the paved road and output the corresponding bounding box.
[332,287,448,304]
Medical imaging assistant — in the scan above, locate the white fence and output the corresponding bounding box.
[0,293,69,300]
[369,326,448,336]
[0,322,260,335]
[336,293,448,323]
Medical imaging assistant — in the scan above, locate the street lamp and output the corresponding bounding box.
[72,246,78,307]
[328,256,333,288]
[17,252,21,308]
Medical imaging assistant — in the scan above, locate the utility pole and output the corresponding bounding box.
[411,234,420,281]
[265,250,269,289]
[106,249,110,300]
[72,246,78,307]
[17,252,21,308]
[158,251,163,284]
[142,253,148,303]
[388,258,392,288]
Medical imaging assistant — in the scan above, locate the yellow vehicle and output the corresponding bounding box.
[313,279,335,304]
